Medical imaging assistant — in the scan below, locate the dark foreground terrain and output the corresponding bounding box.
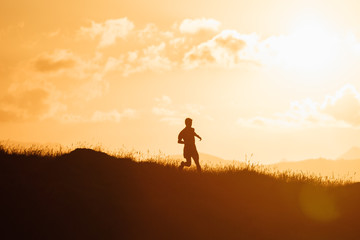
[1,148,360,240]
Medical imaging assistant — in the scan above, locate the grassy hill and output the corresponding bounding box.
[169,152,237,168]
[1,147,360,239]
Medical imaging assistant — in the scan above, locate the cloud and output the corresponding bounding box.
[137,23,174,43]
[179,18,221,34]
[237,99,341,129]
[152,96,205,125]
[237,116,296,128]
[32,50,107,100]
[106,42,175,76]
[14,88,49,116]
[75,18,264,77]
[0,88,50,121]
[153,96,175,117]
[237,85,360,128]
[0,22,25,39]
[183,30,259,69]
[152,95,182,125]
[131,43,173,73]
[61,108,137,123]
[157,116,184,126]
[46,29,61,38]
[155,95,172,106]
[13,17,360,125]
[169,37,186,49]
[6,49,111,122]
[34,50,76,72]
[184,104,203,115]
[80,18,134,48]
[152,107,175,117]
[91,108,136,122]
[137,23,159,40]
[321,85,360,126]
[215,31,247,52]
[0,109,20,122]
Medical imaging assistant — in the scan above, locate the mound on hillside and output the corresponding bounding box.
[64,148,114,159]
[61,148,131,163]
[1,148,360,240]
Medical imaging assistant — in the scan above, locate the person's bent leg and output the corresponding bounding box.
[179,157,191,170]
[193,153,201,172]
[184,157,191,167]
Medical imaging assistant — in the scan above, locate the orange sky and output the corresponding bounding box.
[2,0,360,163]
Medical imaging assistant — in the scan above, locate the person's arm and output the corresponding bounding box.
[178,133,185,144]
[195,132,202,141]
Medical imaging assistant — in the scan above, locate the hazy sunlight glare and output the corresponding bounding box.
[299,185,339,222]
[280,14,340,73]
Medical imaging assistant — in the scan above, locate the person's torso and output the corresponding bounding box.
[180,127,196,145]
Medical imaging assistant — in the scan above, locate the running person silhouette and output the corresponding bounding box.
[178,118,202,172]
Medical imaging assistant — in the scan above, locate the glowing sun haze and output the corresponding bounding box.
[2,0,360,163]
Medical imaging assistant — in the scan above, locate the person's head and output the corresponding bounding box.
[185,118,192,127]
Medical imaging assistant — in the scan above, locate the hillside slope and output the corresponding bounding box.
[1,148,360,239]
[169,152,235,167]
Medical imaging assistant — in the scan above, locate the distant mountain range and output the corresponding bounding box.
[338,146,360,160]
[270,147,360,181]
[270,158,360,181]
[172,147,360,181]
